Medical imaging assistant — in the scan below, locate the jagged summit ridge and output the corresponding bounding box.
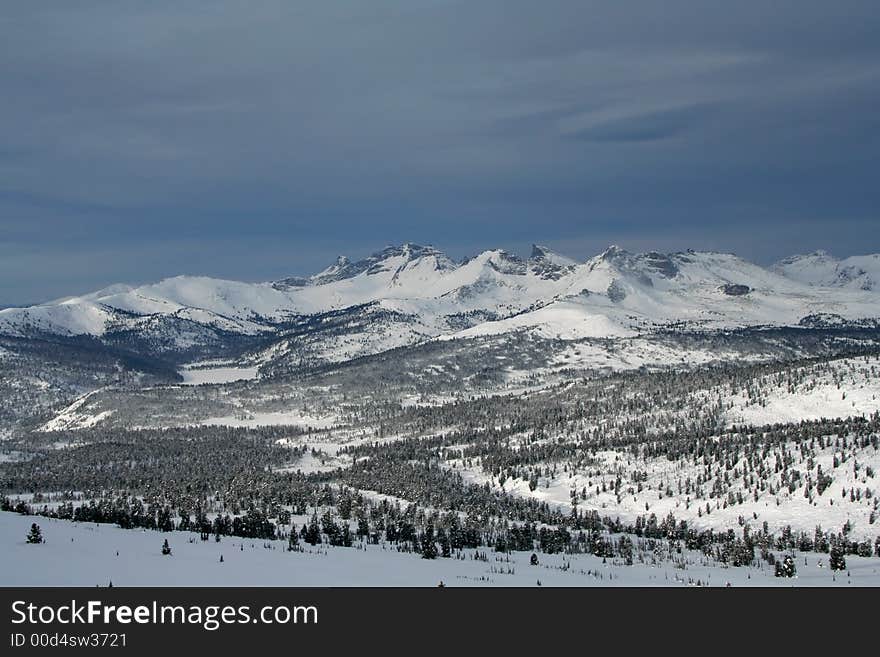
[276,242,456,289]
[0,242,878,362]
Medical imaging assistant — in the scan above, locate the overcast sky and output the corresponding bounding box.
[2,1,879,305]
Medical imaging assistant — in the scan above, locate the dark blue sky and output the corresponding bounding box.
[2,1,879,305]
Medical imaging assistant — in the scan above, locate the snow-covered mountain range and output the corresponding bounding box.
[1,243,878,368]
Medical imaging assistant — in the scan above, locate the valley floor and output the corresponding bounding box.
[3,512,878,587]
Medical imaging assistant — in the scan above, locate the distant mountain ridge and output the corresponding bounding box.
[773,251,880,290]
[1,243,878,367]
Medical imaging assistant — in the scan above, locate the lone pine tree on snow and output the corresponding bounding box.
[161,538,172,556]
[26,523,43,544]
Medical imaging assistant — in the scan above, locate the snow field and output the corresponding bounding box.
[4,512,879,587]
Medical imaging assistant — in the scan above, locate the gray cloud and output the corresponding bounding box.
[1,1,879,304]
[568,102,720,143]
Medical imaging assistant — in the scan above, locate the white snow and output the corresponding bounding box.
[775,251,880,291]
[455,438,880,543]
[39,390,113,433]
[200,411,339,430]
[2,513,877,587]
[724,380,880,426]
[179,363,260,385]
[446,299,636,341]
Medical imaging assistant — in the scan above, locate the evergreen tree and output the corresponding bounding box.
[530,553,539,566]
[437,528,451,558]
[774,553,796,578]
[356,515,369,539]
[26,523,43,544]
[305,514,321,546]
[829,541,846,571]
[618,535,634,566]
[528,474,538,492]
[421,526,438,559]
[157,506,174,532]
[813,526,829,553]
[161,538,172,556]
[288,526,300,551]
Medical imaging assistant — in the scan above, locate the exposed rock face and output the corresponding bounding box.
[607,279,627,303]
[721,284,751,296]
[799,313,846,328]
[486,251,527,276]
[528,244,577,281]
[596,245,677,286]
[642,252,680,279]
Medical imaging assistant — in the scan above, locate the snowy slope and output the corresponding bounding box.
[715,356,880,425]
[560,247,877,329]
[444,298,636,341]
[775,251,880,291]
[4,512,878,586]
[0,278,279,339]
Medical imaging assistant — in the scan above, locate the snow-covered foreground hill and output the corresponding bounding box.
[3,513,878,587]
